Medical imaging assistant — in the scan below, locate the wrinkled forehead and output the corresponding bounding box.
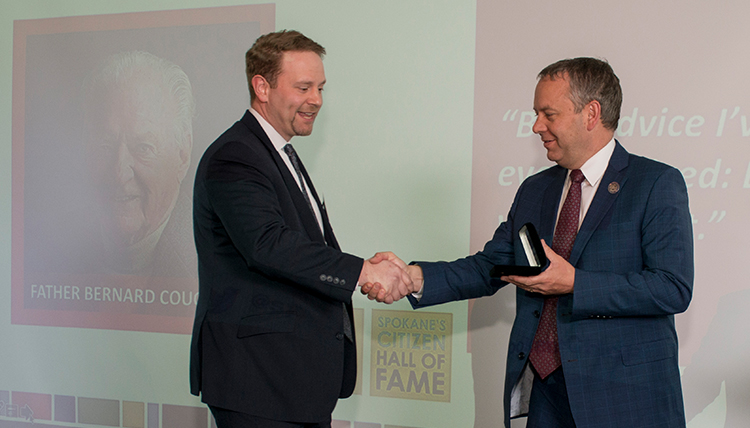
[84,76,177,129]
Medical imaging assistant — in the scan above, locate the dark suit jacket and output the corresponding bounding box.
[410,142,694,428]
[190,111,363,422]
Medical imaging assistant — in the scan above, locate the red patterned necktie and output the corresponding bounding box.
[529,169,585,379]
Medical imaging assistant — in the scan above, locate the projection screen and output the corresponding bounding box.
[1,1,747,427]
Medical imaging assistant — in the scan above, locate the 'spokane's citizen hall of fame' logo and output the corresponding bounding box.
[370,310,452,402]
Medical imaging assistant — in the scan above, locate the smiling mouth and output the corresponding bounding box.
[114,194,141,204]
[298,111,317,120]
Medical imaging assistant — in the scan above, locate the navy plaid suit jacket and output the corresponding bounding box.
[411,141,693,428]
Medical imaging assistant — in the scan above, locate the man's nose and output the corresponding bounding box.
[114,143,135,183]
[308,88,322,107]
[532,116,545,134]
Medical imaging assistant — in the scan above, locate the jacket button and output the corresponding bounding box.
[335,333,344,340]
[533,310,540,318]
[326,275,334,282]
[518,352,526,360]
[320,274,327,281]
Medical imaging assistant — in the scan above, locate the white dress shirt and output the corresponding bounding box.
[510,137,616,417]
[249,108,325,234]
[554,138,616,232]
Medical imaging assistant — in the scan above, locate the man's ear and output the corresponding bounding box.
[177,134,192,182]
[585,100,602,131]
[252,75,270,103]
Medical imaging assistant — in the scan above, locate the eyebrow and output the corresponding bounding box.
[534,106,557,114]
[295,80,326,86]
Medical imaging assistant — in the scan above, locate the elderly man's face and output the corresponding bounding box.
[85,77,190,246]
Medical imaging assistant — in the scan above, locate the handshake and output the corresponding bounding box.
[358,252,423,304]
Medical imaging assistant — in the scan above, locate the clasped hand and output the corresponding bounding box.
[359,240,574,303]
[358,252,423,304]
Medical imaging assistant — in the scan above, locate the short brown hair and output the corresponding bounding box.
[245,30,326,102]
[538,57,622,131]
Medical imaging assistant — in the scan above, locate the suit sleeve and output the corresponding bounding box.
[200,141,363,302]
[572,166,694,318]
[409,188,523,308]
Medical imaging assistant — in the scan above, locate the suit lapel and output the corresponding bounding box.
[539,166,568,244]
[240,111,327,244]
[569,141,629,265]
[297,161,339,250]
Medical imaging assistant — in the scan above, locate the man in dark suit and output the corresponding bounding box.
[364,58,694,427]
[190,30,411,427]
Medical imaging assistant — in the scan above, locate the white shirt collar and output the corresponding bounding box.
[249,108,289,152]
[576,138,616,187]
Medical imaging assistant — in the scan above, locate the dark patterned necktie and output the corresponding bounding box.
[283,144,316,217]
[529,169,585,379]
[283,143,353,341]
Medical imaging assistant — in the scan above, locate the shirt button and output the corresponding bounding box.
[533,310,540,318]
[518,352,526,360]
[335,333,344,340]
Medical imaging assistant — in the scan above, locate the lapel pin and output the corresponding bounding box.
[608,182,620,194]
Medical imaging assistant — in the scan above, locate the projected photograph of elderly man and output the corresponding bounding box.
[14,11,271,332]
[71,51,197,278]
